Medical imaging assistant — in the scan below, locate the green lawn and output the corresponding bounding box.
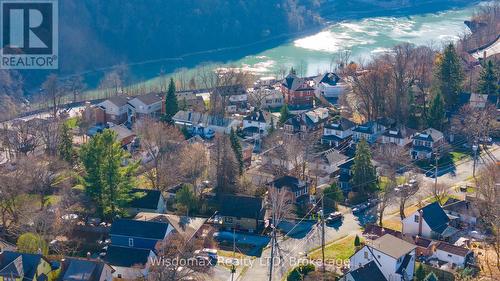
[308,235,358,261]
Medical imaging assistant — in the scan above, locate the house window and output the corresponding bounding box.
[364,251,368,259]
[128,238,134,247]
[448,254,452,258]
[414,215,419,223]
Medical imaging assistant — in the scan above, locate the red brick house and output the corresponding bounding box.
[280,73,315,110]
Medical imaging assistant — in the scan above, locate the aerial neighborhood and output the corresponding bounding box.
[0,3,499,281]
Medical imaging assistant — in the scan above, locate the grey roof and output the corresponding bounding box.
[104,246,151,268]
[134,213,207,241]
[436,242,470,257]
[244,110,268,123]
[324,117,356,131]
[370,234,416,259]
[282,74,313,91]
[219,195,264,220]
[348,261,387,281]
[110,219,169,240]
[352,121,382,134]
[412,128,443,142]
[128,188,162,210]
[106,96,130,107]
[134,92,162,105]
[61,258,106,281]
[396,253,412,275]
[419,202,450,234]
[0,252,45,281]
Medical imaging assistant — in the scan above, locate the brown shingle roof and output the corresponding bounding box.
[436,242,470,257]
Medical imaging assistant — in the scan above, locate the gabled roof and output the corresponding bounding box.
[0,239,16,252]
[281,74,313,91]
[0,251,45,281]
[348,261,387,281]
[173,110,235,128]
[436,242,470,257]
[134,213,207,241]
[105,96,130,108]
[110,219,169,240]
[396,253,412,275]
[61,258,109,281]
[382,126,415,139]
[104,246,151,268]
[133,92,162,105]
[369,234,416,259]
[128,188,162,210]
[338,158,354,170]
[362,224,403,240]
[324,117,356,131]
[315,72,341,86]
[412,128,443,142]
[418,202,450,234]
[219,195,264,220]
[271,175,306,192]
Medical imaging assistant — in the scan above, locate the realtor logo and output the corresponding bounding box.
[1,0,58,69]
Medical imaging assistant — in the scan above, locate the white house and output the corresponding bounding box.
[347,234,416,281]
[172,110,241,134]
[352,121,386,144]
[434,242,472,268]
[242,110,273,137]
[96,96,130,123]
[402,202,459,241]
[321,117,356,147]
[410,128,444,160]
[128,92,163,119]
[314,72,346,99]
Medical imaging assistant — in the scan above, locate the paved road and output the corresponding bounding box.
[239,206,361,281]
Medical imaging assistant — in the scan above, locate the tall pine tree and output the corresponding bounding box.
[478,60,498,96]
[58,122,74,164]
[163,78,179,122]
[279,104,290,125]
[79,129,138,219]
[427,91,445,131]
[350,139,377,196]
[435,43,464,110]
[229,128,244,175]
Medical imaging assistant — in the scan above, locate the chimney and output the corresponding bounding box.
[418,209,423,236]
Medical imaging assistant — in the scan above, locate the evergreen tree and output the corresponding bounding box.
[268,114,275,134]
[229,128,244,175]
[415,264,426,281]
[58,122,74,164]
[427,91,446,131]
[175,184,198,216]
[163,78,179,122]
[279,104,290,125]
[79,129,138,219]
[478,60,498,96]
[435,43,464,110]
[350,139,377,195]
[323,183,343,211]
[354,235,361,247]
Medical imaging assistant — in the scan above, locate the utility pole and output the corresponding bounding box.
[231,227,236,281]
[321,195,326,273]
[434,148,439,191]
[472,143,478,178]
[268,200,276,281]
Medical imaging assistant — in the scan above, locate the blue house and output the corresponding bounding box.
[337,158,354,193]
[109,219,172,251]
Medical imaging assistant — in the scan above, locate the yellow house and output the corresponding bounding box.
[0,251,59,281]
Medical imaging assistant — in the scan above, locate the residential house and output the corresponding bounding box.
[60,258,114,281]
[127,93,163,120]
[269,176,309,205]
[314,72,346,100]
[341,260,387,281]
[280,73,315,111]
[352,121,386,144]
[108,125,136,149]
[242,110,273,137]
[217,195,265,233]
[402,202,459,241]
[380,126,415,147]
[347,234,416,281]
[442,197,479,225]
[248,86,283,109]
[283,108,329,135]
[308,148,348,185]
[172,110,240,134]
[0,251,59,281]
[410,128,444,160]
[126,188,167,216]
[109,219,173,251]
[337,158,354,192]
[134,213,209,242]
[212,84,248,113]
[103,246,155,280]
[321,117,356,148]
[175,90,206,112]
[434,242,473,268]
[96,96,130,124]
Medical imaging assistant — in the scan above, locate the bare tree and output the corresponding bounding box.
[42,74,65,118]
[0,163,30,234]
[211,134,238,195]
[180,143,208,193]
[397,173,421,220]
[33,118,61,156]
[1,119,40,159]
[451,104,497,147]
[430,182,449,204]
